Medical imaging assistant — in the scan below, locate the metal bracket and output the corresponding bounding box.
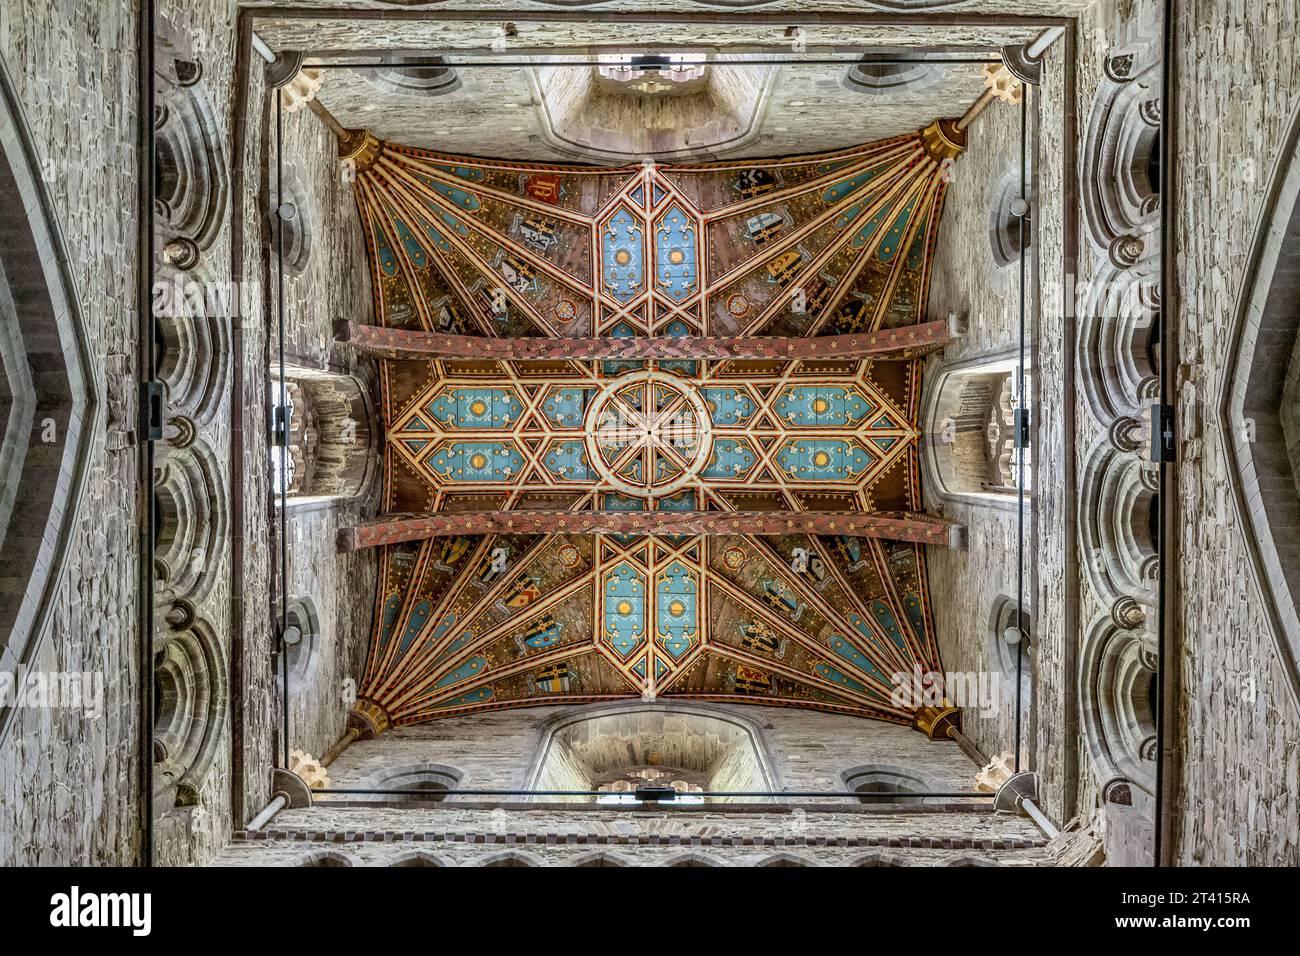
[994,770,1039,813]
[1014,407,1031,449]
[271,768,314,809]
[139,380,164,442]
[1149,403,1176,462]
[272,404,289,448]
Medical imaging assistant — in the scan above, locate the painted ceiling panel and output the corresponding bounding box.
[355,129,947,340]
[351,128,957,730]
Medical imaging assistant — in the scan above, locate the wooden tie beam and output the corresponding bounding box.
[334,319,956,362]
[338,510,966,551]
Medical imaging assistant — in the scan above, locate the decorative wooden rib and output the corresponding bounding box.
[336,319,955,361]
[338,510,964,550]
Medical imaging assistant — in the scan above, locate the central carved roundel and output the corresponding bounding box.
[583,370,713,497]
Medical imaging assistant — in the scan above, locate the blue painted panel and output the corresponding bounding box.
[541,388,591,427]
[870,600,909,651]
[851,203,893,248]
[702,387,755,426]
[907,214,930,269]
[397,600,431,653]
[656,490,696,511]
[431,627,471,666]
[377,593,403,651]
[415,173,482,212]
[427,686,494,710]
[820,162,885,204]
[431,163,486,183]
[427,388,522,429]
[702,439,755,479]
[773,386,873,426]
[434,655,487,690]
[428,442,524,482]
[656,562,698,659]
[903,592,926,640]
[654,204,699,302]
[814,662,867,693]
[392,217,428,269]
[776,439,872,480]
[829,634,889,684]
[374,232,400,276]
[543,440,593,481]
[603,563,646,660]
[601,207,645,302]
[879,194,920,261]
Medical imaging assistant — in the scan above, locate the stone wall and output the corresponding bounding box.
[924,82,1034,771]
[234,34,379,836]
[1171,0,1300,865]
[213,700,1034,867]
[321,703,981,797]
[0,0,143,866]
[214,804,1050,867]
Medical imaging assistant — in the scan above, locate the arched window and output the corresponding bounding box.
[296,849,359,867]
[923,353,1032,505]
[841,764,944,805]
[354,763,464,803]
[843,50,942,96]
[527,703,777,803]
[271,365,377,505]
[363,54,463,98]
[0,52,97,746]
[1223,100,1300,705]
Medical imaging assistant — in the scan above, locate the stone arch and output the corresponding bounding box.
[570,849,634,867]
[153,31,229,259]
[377,849,455,867]
[525,700,780,798]
[1081,39,1161,266]
[986,596,1033,702]
[272,364,378,504]
[0,52,99,745]
[946,856,1001,867]
[295,848,361,867]
[278,596,321,689]
[153,436,227,606]
[269,160,313,277]
[353,762,465,802]
[660,850,725,867]
[989,167,1031,268]
[847,852,906,867]
[152,267,234,426]
[756,851,821,867]
[842,50,943,96]
[362,54,463,98]
[841,763,944,805]
[478,850,545,867]
[153,618,228,809]
[1221,98,1300,708]
[527,57,779,162]
[1077,257,1160,426]
[922,351,1026,506]
[1079,615,1157,798]
[1078,439,1159,622]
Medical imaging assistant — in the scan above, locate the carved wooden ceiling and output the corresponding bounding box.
[343,120,969,732]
